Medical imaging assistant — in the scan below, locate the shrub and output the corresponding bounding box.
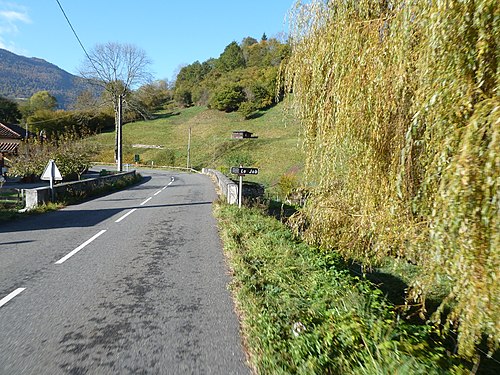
[237,101,258,119]
[210,84,246,112]
[9,135,97,181]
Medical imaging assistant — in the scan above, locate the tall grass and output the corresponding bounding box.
[216,203,465,374]
[283,0,499,358]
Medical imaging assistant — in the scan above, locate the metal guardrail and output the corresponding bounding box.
[92,162,199,174]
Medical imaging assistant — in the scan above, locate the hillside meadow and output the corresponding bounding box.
[91,103,304,195]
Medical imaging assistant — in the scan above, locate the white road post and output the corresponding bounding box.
[49,160,54,201]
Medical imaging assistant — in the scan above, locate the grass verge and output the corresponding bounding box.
[215,203,467,374]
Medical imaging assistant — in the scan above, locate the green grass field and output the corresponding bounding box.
[91,104,305,194]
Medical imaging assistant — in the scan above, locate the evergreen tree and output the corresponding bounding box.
[217,42,246,72]
[0,96,21,123]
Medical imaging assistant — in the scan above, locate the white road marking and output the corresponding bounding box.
[154,190,162,196]
[163,179,175,190]
[55,230,107,264]
[115,209,137,223]
[140,197,152,206]
[0,288,26,308]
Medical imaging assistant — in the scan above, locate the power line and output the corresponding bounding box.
[54,0,102,79]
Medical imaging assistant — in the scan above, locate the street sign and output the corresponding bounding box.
[230,167,259,175]
[41,159,62,202]
[41,160,62,181]
[230,166,260,209]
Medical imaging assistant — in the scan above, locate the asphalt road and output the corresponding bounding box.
[0,170,250,374]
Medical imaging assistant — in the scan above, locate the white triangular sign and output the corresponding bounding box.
[41,160,63,181]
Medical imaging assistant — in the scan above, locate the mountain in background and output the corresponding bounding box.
[0,48,93,109]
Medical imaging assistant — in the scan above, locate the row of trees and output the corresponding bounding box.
[0,79,171,139]
[174,35,289,117]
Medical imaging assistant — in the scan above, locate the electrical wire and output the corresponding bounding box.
[54,0,104,81]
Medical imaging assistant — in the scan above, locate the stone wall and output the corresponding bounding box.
[202,168,264,205]
[203,168,238,204]
[23,171,137,210]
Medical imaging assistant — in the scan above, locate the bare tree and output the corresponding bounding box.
[80,42,152,171]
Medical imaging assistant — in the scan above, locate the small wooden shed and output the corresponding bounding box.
[231,130,258,139]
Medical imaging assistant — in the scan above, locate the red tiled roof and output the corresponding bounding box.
[0,122,22,139]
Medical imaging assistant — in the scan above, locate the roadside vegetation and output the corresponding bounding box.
[0,200,64,223]
[283,0,498,364]
[216,203,470,374]
[9,134,97,182]
[1,5,497,371]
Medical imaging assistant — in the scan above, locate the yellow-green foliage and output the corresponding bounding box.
[284,0,499,358]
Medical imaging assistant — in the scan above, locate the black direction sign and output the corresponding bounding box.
[231,166,259,175]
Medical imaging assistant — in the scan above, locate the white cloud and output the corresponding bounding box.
[0,2,30,53]
[0,10,30,23]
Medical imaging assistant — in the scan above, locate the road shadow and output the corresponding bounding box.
[0,240,35,246]
[0,201,213,233]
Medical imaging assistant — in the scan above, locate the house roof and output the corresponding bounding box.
[0,142,20,153]
[0,122,24,139]
[0,122,26,154]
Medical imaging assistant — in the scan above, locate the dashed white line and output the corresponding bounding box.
[55,230,107,264]
[0,288,26,308]
[154,190,162,196]
[115,208,137,223]
[162,180,175,190]
[140,197,152,206]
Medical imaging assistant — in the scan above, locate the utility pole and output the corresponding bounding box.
[117,94,123,172]
[187,127,191,169]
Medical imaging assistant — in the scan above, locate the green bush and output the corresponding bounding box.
[238,101,258,119]
[9,135,97,181]
[210,84,246,112]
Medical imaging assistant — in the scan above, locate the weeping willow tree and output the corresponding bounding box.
[283,0,499,358]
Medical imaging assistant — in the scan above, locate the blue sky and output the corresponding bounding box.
[0,0,295,81]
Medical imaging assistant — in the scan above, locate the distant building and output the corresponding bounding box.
[0,122,27,155]
[231,130,258,139]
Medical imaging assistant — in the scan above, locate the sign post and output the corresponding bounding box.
[41,159,63,201]
[238,175,243,209]
[230,166,259,208]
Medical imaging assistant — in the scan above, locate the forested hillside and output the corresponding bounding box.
[174,35,289,118]
[0,48,91,109]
